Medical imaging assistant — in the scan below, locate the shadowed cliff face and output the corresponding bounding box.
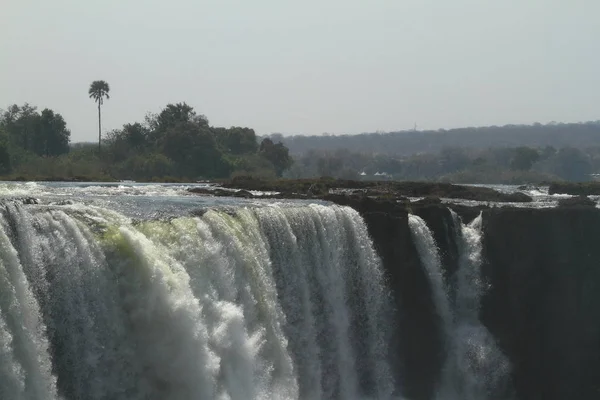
[331,195,600,400]
[482,208,600,400]
[362,211,442,400]
[330,196,461,400]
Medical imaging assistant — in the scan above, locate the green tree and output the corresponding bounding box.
[230,154,278,179]
[146,102,208,146]
[214,127,258,155]
[439,147,470,172]
[510,147,540,171]
[122,123,148,149]
[0,104,70,157]
[88,80,110,151]
[1,103,39,150]
[105,122,149,162]
[259,138,293,177]
[120,153,174,180]
[541,147,592,181]
[156,102,205,129]
[0,128,11,174]
[317,154,344,177]
[161,121,229,178]
[39,109,70,156]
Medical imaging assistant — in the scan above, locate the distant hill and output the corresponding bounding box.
[268,121,600,155]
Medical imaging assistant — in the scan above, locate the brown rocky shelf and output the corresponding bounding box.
[190,176,533,203]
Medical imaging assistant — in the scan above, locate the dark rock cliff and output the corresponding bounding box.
[331,196,600,400]
[481,207,600,400]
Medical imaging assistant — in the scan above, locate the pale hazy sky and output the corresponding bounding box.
[1,0,599,142]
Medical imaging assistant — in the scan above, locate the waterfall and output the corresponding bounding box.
[0,208,58,399]
[408,215,453,340]
[409,212,512,400]
[441,212,512,400]
[0,201,396,400]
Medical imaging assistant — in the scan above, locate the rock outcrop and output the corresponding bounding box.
[557,195,596,208]
[214,177,534,203]
[549,182,600,196]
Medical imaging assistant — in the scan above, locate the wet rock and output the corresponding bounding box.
[231,189,253,198]
[188,187,253,198]
[413,196,442,205]
[188,187,213,195]
[549,182,600,196]
[517,184,541,191]
[558,195,596,208]
[503,192,534,202]
[222,178,534,203]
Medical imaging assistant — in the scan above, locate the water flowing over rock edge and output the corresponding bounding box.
[0,202,397,400]
[0,189,598,400]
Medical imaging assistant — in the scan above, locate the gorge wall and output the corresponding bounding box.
[482,208,600,400]
[338,195,600,400]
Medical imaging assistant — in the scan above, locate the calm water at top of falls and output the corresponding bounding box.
[0,180,585,213]
[0,181,327,218]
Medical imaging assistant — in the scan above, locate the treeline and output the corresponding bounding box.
[0,104,71,174]
[0,102,292,181]
[3,102,597,183]
[102,102,292,180]
[271,121,600,156]
[287,145,599,183]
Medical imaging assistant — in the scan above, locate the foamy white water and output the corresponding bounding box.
[439,212,512,400]
[0,198,396,400]
[409,212,512,400]
[408,215,453,339]
[0,211,58,399]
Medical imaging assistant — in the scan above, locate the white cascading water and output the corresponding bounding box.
[0,201,396,400]
[408,212,511,400]
[0,209,58,399]
[441,212,511,400]
[407,215,454,340]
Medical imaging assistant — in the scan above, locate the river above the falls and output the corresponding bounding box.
[0,181,585,214]
[0,181,325,219]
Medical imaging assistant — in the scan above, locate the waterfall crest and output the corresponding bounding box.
[0,202,395,400]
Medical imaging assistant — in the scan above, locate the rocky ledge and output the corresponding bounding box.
[549,182,600,196]
[189,176,533,203]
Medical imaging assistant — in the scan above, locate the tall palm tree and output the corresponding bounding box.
[88,80,110,151]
